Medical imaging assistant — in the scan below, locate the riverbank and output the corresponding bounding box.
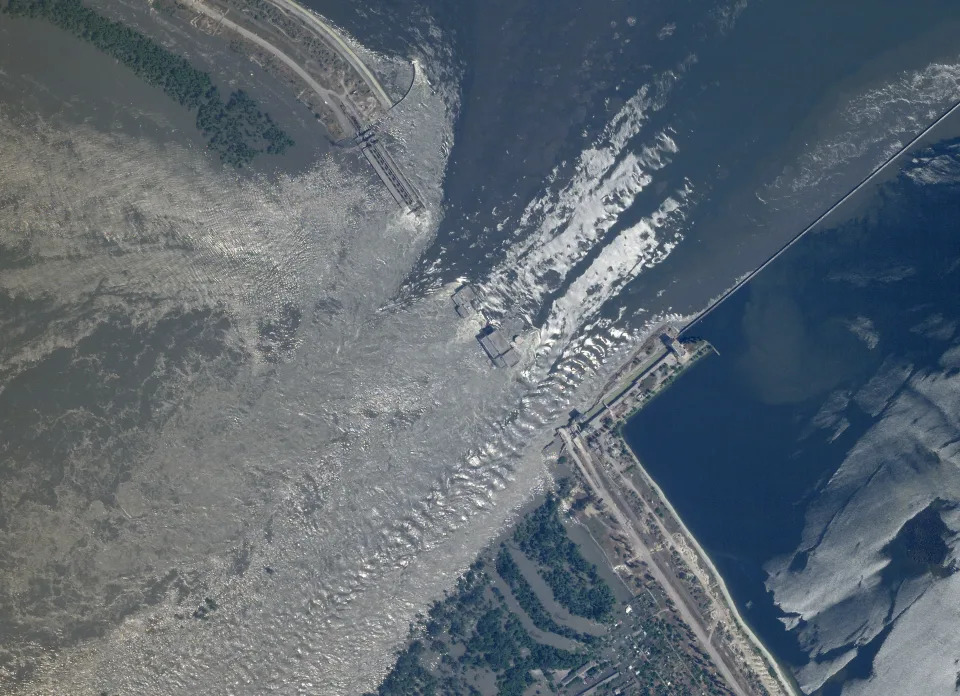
[620,438,802,696]
[556,328,801,696]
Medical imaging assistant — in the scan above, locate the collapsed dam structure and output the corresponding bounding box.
[451,285,521,368]
[185,0,423,212]
[354,125,423,213]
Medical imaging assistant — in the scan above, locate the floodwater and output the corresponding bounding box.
[1,0,959,694]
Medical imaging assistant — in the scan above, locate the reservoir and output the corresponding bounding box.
[4,0,960,693]
[622,134,960,693]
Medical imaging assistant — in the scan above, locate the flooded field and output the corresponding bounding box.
[1,0,959,694]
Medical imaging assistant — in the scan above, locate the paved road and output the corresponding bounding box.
[265,0,394,111]
[183,0,356,135]
[685,95,960,335]
[613,442,797,696]
[559,428,753,696]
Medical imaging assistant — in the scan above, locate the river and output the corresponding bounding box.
[624,133,960,694]
[0,0,959,693]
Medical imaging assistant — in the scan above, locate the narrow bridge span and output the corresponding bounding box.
[682,96,960,335]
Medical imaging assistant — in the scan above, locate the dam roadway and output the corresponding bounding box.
[190,0,422,212]
[558,428,752,696]
[556,333,798,695]
[684,94,960,335]
[265,0,394,111]
[262,0,423,212]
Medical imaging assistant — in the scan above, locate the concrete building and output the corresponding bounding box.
[660,327,689,362]
[477,325,519,367]
[452,285,481,318]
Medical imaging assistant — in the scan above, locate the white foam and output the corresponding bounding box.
[766,363,960,692]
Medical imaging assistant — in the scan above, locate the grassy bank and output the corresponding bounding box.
[5,0,293,166]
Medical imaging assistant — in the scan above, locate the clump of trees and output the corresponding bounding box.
[465,607,581,696]
[371,640,439,696]
[495,545,584,641]
[6,0,294,166]
[512,495,615,622]
[367,555,588,696]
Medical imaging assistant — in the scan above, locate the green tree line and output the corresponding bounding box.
[495,545,585,642]
[6,0,293,166]
[513,495,615,622]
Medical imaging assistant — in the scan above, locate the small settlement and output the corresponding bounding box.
[552,327,799,696]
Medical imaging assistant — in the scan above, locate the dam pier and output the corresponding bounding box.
[186,0,423,213]
[354,126,423,213]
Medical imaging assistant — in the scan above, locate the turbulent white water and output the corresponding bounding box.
[761,62,960,214]
[2,3,960,694]
[0,18,696,695]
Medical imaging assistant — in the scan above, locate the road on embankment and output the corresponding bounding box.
[558,428,754,696]
[182,0,356,135]
[684,95,960,335]
[265,0,394,111]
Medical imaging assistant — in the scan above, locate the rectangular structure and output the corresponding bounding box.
[452,285,480,318]
[477,325,519,367]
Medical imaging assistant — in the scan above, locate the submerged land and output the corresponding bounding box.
[371,318,799,696]
[151,0,423,209]
[368,488,742,696]
[3,0,420,207]
[0,6,795,689]
[3,0,295,166]
[3,2,909,694]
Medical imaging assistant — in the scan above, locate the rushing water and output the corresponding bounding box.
[1,0,959,694]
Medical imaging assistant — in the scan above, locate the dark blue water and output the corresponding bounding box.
[293,3,960,685]
[3,1,960,692]
[623,136,960,691]
[310,0,960,319]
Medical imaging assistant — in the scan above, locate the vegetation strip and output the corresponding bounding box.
[367,480,751,694]
[512,495,615,622]
[5,0,293,166]
[494,545,586,642]
[366,559,585,696]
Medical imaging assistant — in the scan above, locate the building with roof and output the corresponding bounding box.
[477,325,519,367]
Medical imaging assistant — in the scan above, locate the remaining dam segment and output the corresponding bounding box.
[685,95,960,334]
[187,0,422,211]
[551,326,799,696]
[450,285,521,368]
[561,422,800,696]
[477,325,520,367]
[355,127,423,213]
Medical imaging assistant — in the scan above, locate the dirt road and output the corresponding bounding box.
[264,0,394,110]
[182,0,357,134]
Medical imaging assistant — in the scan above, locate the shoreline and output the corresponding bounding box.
[619,435,802,696]
[184,0,424,210]
[556,328,801,696]
[264,0,394,110]
[683,94,960,335]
